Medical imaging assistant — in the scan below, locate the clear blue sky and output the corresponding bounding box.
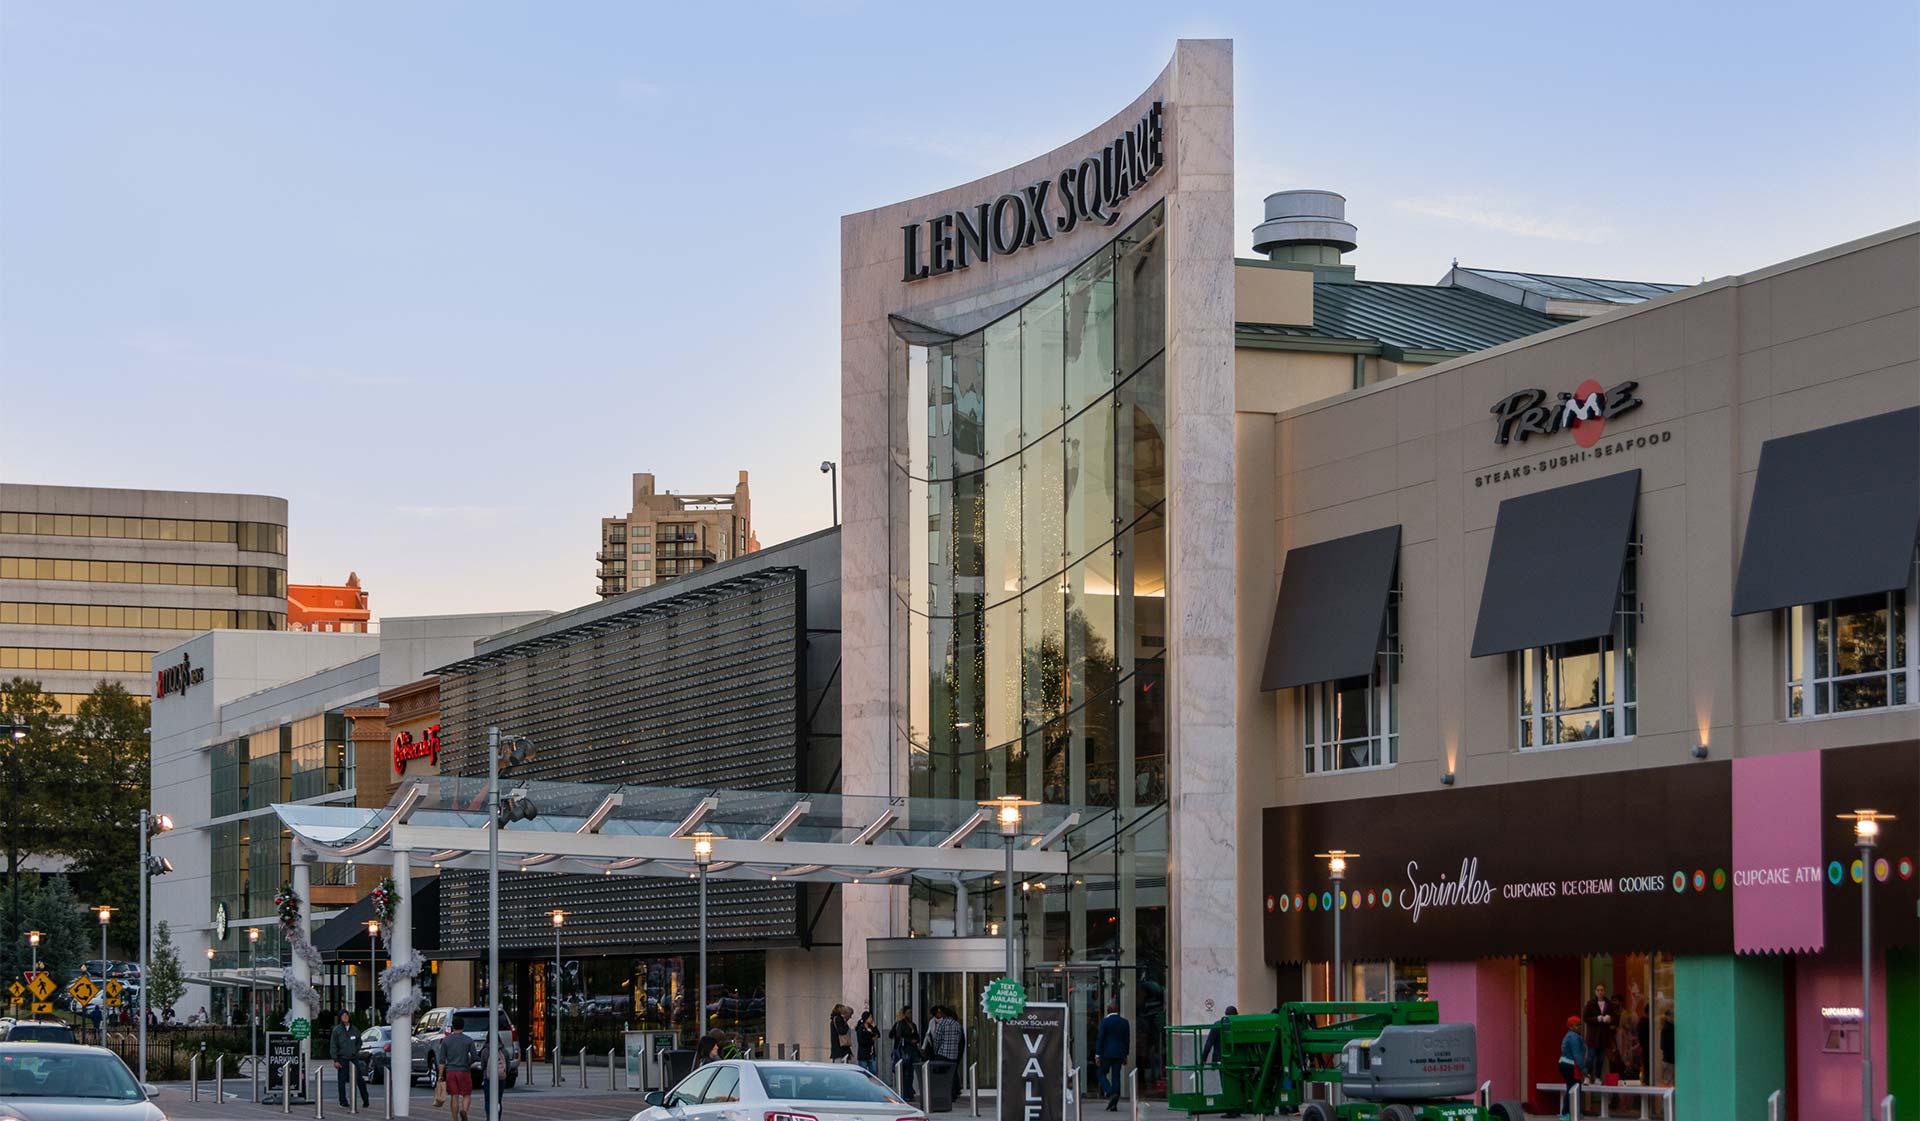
[4,1,1914,619]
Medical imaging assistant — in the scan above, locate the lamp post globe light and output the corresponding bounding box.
[1838,809,1894,1121]
[548,910,566,1084]
[980,796,1039,982]
[691,831,718,1039]
[26,930,40,975]
[1313,850,1358,1001]
[819,461,838,526]
[248,926,260,1102]
[365,920,381,1024]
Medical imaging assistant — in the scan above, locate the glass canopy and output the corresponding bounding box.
[273,778,1108,886]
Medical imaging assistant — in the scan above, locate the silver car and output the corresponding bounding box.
[0,1042,168,1119]
[633,1060,927,1121]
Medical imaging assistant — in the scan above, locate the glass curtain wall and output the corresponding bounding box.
[891,203,1169,1082]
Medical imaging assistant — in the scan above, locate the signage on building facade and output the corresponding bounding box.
[214,901,228,941]
[154,652,204,698]
[902,102,1164,283]
[392,723,441,774]
[1262,742,1916,963]
[998,1002,1067,1121]
[1490,378,1642,446]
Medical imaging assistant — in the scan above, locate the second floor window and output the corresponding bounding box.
[1301,591,1399,773]
[1785,583,1913,717]
[1518,545,1639,748]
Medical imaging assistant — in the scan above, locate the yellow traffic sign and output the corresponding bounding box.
[27,973,54,1002]
[103,979,124,1000]
[6,981,22,1001]
[30,1001,53,1014]
[67,976,97,1003]
[104,996,121,1008]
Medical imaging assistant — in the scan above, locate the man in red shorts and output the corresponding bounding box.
[439,1021,475,1121]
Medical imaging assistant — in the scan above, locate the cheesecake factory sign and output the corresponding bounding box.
[902,102,1164,283]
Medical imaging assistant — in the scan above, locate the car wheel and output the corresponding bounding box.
[425,1061,439,1088]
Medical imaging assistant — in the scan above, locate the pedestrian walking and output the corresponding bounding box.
[440,1020,476,1121]
[331,1010,370,1109]
[1558,1015,1593,1121]
[1094,1000,1130,1111]
[695,1030,722,1067]
[888,1005,921,1099]
[830,1004,854,1063]
[855,1010,879,1075]
[925,1006,965,1100]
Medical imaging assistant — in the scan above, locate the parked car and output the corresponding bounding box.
[410,1007,517,1089]
[79,960,117,981]
[633,1061,927,1121]
[356,1026,394,1084]
[0,1020,77,1044]
[0,1042,166,1118]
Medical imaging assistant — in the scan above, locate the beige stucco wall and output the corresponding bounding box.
[1241,222,1919,797]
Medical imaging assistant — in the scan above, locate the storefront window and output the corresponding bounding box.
[1518,547,1638,747]
[1301,592,1400,772]
[1785,578,1915,717]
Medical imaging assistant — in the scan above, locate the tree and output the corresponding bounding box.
[1,677,74,980]
[62,681,150,926]
[147,920,187,1013]
[24,874,90,981]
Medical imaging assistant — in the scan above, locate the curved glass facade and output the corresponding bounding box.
[889,204,1169,1069]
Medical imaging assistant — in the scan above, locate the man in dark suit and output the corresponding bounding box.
[1093,1001,1130,1111]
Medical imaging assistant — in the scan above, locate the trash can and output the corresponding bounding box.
[926,1060,955,1112]
[662,1049,695,1088]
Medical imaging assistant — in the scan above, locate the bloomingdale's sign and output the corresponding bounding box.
[902,102,1164,283]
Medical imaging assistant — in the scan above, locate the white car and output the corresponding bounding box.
[0,1042,169,1119]
[632,1060,928,1121]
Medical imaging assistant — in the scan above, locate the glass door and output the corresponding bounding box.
[871,970,911,1086]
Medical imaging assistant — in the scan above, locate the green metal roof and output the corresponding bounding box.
[1237,280,1566,360]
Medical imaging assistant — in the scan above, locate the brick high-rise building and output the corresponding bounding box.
[596,471,756,597]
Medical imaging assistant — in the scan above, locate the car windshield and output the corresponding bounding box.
[0,1051,145,1100]
[451,1011,510,1033]
[755,1065,902,1103]
[5,1026,74,1043]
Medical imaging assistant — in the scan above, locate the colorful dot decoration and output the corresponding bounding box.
[1828,861,1844,885]
[1277,895,1290,913]
[1692,870,1706,893]
[1900,858,1914,881]
[1672,871,1686,893]
[1873,858,1889,883]
[1851,860,1865,884]
[1712,868,1727,891]
[1321,892,1333,911]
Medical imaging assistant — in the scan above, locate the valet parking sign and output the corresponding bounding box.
[999,1003,1068,1121]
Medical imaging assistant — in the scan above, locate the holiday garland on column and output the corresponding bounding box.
[271,882,322,1010]
[369,875,429,1021]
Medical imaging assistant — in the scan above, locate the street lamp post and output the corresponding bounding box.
[691,833,716,1039]
[1314,851,1358,1001]
[819,462,838,526]
[547,910,566,1083]
[366,921,381,1025]
[206,947,216,1021]
[248,927,260,1103]
[981,797,1038,982]
[138,809,174,1081]
[4,715,27,983]
[1838,810,1893,1121]
[95,906,113,1042]
[485,728,538,1121]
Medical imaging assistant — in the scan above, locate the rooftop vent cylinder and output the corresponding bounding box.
[1252,189,1359,265]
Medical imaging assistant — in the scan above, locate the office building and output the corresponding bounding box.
[596,471,757,597]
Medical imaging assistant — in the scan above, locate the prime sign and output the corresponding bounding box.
[902,102,1164,283]
[1490,379,1642,447]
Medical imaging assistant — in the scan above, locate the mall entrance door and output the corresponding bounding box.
[869,937,1010,1095]
[1025,962,1133,1078]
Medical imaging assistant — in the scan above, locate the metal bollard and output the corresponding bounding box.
[608,1049,617,1090]
[1480,1080,1493,1108]
[969,1063,978,1117]
[553,1046,562,1087]
[190,1054,200,1103]
[1878,1094,1893,1121]
[1070,1067,1082,1121]
[314,1066,325,1119]
[282,1063,293,1113]
[894,1059,907,1096]
[578,1047,587,1088]
[382,1069,391,1121]
[1128,1068,1140,1121]
[215,1056,224,1104]
[1768,1089,1784,1121]
[921,1062,932,1116]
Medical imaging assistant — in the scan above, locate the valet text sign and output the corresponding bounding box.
[998,1003,1067,1121]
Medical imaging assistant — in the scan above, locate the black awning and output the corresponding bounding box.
[1261,525,1401,691]
[311,878,440,957]
[1471,469,1641,658]
[1732,407,1920,616]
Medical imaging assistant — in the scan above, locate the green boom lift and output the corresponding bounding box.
[1166,1002,1526,1121]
